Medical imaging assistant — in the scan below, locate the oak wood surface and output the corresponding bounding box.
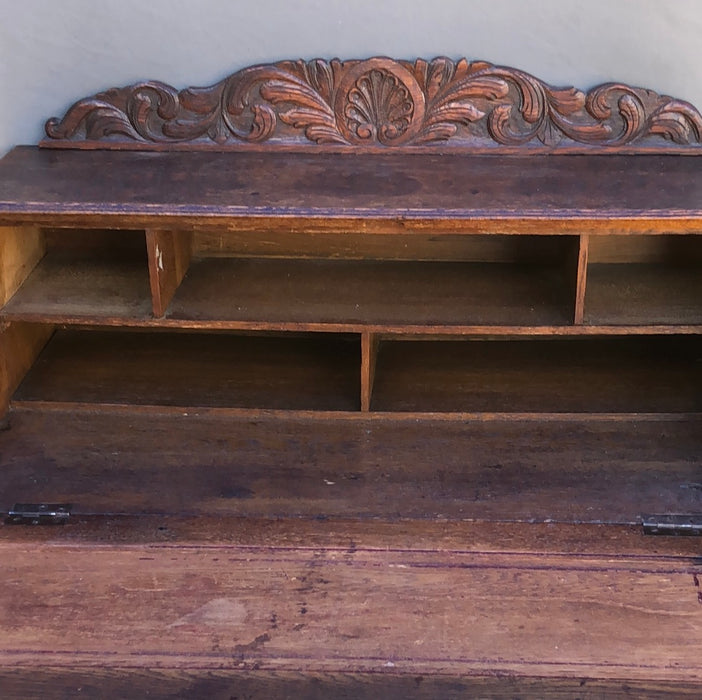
[2,148,702,232]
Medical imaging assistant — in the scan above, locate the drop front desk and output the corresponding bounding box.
[0,58,701,696]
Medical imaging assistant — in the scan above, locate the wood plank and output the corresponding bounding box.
[574,234,589,324]
[0,322,53,416]
[585,264,702,325]
[12,329,360,411]
[0,226,45,306]
[0,536,700,683]
[371,336,702,413]
[2,669,701,699]
[167,258,573,327]
[1,406,700,522]
[2,148,702,231]
[193,230,578,261]
[146,229,193,317]
[360,331,379,412]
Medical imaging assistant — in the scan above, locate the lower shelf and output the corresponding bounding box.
[371,335,702,413]
[13,329,360,411]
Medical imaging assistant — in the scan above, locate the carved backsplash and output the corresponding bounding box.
[42,57,702,152]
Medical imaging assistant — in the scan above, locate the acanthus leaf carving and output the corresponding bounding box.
[43,57,702,152]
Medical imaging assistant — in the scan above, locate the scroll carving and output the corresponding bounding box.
[43,57,702,152]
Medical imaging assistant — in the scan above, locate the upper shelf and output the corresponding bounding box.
[2,56,702,231]
[2,148,702,231]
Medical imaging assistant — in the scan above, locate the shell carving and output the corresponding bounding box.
[345,69,414,144]
[43,57,702,152]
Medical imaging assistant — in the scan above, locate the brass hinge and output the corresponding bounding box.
[642,514,702,536]
[5,503,71,525]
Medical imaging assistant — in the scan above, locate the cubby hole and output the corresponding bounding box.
[1,228,152,322]
[12,328,361,411]
[164,231,580,328]
[369,335,702,413]
[584,235,702,325]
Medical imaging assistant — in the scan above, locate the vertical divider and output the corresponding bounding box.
[574,234,590,324]
[361,331,380,412]
[0,226,53,417]
[145,229,193,317]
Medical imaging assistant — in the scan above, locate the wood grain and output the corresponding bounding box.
[167,257,573,327]
[13,329,361,411]
[360,331,379,412]
[0,534,701,684]
[1,405,700,522]
[146,229,193,317]
[0,322,53,416]
[371,336,702,413]
[0,226,45,306]
[2,149,702,233]
[584,264,702,325]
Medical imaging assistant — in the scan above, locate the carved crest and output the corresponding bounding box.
[43,57,702,153]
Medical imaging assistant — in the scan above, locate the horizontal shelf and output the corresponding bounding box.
[584,264,702,325]
[1,253,153,322]
[166,258,573,327]
[3,148,702,232]
[13,330,360,411]
[371,336,702,413]
[0,228,153,322]
[3,404,702,522]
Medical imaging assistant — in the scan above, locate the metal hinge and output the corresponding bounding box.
[642,514,702,536]
[5,503,71,525]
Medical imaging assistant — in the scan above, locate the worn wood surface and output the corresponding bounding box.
[1,405,700,522]
[0,518,701,687]
[2,149,702,233]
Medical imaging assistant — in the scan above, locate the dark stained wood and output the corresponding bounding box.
[371,336,702,413]
[40,57,702,154]
[167,257,573,327]
[146,229,193,317]
[2,148,702,232]
[13,329,360,411]
[3,669,702,700]
[585,264,702,325]
[1,405,700,522]
[360,331,379,412]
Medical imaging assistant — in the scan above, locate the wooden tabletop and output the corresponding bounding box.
[1,146,701,231]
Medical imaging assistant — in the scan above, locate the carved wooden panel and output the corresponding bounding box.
[42,57,702,153]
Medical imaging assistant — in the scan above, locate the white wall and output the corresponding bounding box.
[1,0,701,156]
